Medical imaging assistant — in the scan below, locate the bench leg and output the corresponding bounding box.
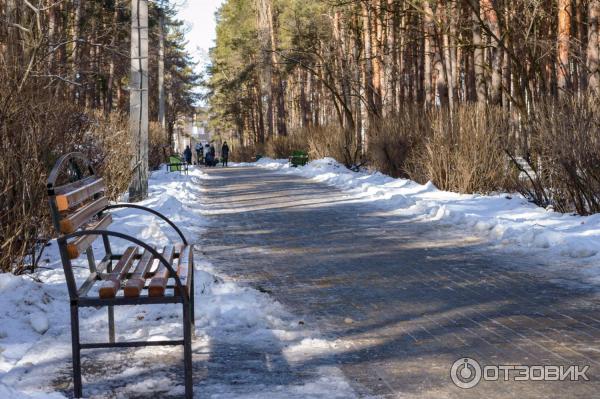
[190,266,195,337]
[108,306,115,343]
[183,302,193,399]
[107,261,116,343]
[70,304,83,398]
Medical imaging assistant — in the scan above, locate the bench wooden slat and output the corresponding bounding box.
[98,246,139,298]
[55,177,105,211]
[59,196,109,234]
[66,214,113,259]
[148,245,177,297]
[175,246,193,296]
[123,248,156,298]
[53,175,96,195]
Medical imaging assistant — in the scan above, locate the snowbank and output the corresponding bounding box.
[0,166,356,398]
[249,157,600,270]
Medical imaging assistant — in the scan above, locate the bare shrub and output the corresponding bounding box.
[524,96,600,214]
[368,106,429,178]
[0,93,134,273]
[230,143,261,162]
[258,125,362,168]
[149,122,169,170]
[303,125,361,167]
[409,105,510,193]
[265,135,308,159]
[80,111,132,200]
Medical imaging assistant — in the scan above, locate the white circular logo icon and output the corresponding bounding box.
[451,357,482,389]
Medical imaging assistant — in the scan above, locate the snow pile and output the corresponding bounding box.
[0,382,65,399]
[283,338,354,362]
[251,157,600,266]
[0,166,356,398]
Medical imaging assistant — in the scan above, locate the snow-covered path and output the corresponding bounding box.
[201,165,600,399]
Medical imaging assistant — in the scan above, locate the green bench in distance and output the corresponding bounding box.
[167,155,189,174]
[288,151,308,167]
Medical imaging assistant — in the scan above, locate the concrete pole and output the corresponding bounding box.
[158,6,166,130]
[129,0,149,201]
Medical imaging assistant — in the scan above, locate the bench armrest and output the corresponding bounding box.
[103,204,188,245]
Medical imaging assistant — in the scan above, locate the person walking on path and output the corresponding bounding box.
[203,144,210,165]
[183,145,192,165]
[195,142,203,165]
[221,141,230,167]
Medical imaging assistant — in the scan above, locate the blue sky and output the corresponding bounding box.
[177,0,224,73]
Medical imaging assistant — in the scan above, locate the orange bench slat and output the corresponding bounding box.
[66,214,113,259]
[98,246,139,298]
[123,248,156,298]
[148,245,177,297]
[55,177,105,211]
[59,196,109,234]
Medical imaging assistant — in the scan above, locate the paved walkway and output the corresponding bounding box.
[200,166,600,398]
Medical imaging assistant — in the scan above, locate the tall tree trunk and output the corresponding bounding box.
[587,0,600,94]
[47,3,56,73]
[423,0,434,107]
[256,0,274,139]
[105,0,119,113]
[440,1,454,111]
[469,0,486,103]
[362,0,376,121]
[72,0,83,103]
[267,2,287,136]
[481,0,502,104]
[372,0,383,115]
[557,0,571,94]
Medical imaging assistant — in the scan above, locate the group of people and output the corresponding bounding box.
[182,141,229,167]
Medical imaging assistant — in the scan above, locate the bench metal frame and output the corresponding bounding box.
[47,152,195,399]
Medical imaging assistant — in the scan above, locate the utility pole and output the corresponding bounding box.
[129,0,149,201]
[158,2,166,130]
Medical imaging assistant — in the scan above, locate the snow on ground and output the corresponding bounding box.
[0,166,357,398]
[244,157,600,285]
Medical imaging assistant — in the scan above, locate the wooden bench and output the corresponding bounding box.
[47,152,194,399]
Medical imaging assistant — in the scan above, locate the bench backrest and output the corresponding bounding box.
[47,153,112,264]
